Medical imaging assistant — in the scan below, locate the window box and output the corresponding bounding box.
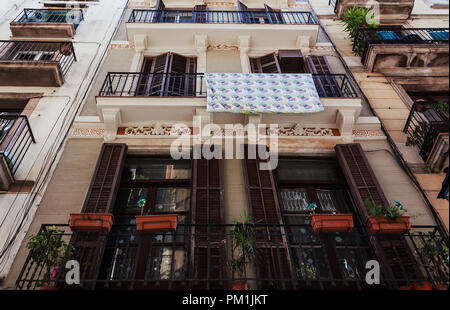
[310,214,354,233]
[135,214,177,233]
[231,281,250,290]
[366,216,411,234]
[69,213,113,233]
[412,281,433,290]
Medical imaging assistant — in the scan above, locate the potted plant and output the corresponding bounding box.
[26,226,74,290]
[229,210,259,290]
[135,198,178,233]
[364,198,411,234]
[69,213,113,233]
[341,6,378,55]
[308,202,354,233]
[297,261,317,280]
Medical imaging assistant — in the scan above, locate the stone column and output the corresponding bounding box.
[195,34,208,94]
[102,108,121,142]
[238,35,251,73]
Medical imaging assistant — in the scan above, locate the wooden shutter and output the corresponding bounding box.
[243,145,295,289]
[193,5,207,23]
[81,143,127,213]
[190,149,226,289]
[250,53,282,73]
[67,143,127,290]
[264,4,284,24]
[307,56,343,97]
[335,143,423,288]
[138,53,169,96]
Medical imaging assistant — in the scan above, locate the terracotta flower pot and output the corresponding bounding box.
[366,216,411,234]
[135,214,177,233]
[231,281,250,290]
[413,281,433,290]
[310,214,354,233]
[435,284,448,290]
[69,213,113,233]
[399,285,413,290]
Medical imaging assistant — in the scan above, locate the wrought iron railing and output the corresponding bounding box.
[13,8,84,30]
[353,28,449,63]
[0,40,76,77]
[403,101,449,162]
[98,73,358,98]
[128,9,317,24]
[0,114,35,175]
[15,224,449,290]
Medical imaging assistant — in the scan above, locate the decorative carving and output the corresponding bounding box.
[207,44,239,51]
[122,124,192,136]
[268,125,335,136]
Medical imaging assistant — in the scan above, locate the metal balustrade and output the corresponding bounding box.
[0,114,35,175]
[353,28,449,63]
[128,9,317,24]
[403,101,449,162]
[13,8,84,30]
[0,40,76,77]
[98,73,359,98]
[15,224,449,290]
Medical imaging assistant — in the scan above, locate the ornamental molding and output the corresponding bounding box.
[69,128,104,138]
[207,44,239,51]
[352,129,385,137]
[268,124,335,137]
[121,124,192,136]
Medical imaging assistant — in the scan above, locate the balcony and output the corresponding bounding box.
[330,0,415,21]
[403,101,449,172]
[15,224,449,290]
[353,28,449,76]
[95,72,361,130]
[126,9,319,50]
[0,114,35,191]
[10,9,84,39]
[0,41,76,87]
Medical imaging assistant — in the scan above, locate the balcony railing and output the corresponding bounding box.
[16,224,449,290]
[13,8,84,30]
[98,73,358,98]
[353,28,449,63]
[0,40,76,77]
[0,114,35,175]
[128,9,317,25]
[403,101,449,162]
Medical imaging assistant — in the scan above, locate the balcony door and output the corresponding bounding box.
[137,52,197,96]
[274,158,375,290]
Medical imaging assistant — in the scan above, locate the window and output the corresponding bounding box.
[97,156,192,287]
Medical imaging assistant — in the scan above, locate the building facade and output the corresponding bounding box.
[0,0,448,290]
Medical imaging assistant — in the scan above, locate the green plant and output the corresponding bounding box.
[137,198,148,215]
[406,121,429,147]
[431,101,449,120]
[413,232,449,278]
[364,198,407,221]
[297,262,317,280]
[229,210,260,279]
[26,226,74,286]
[341,6,378,54]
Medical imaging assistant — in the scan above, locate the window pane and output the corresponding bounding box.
[154,188,191,213]
[279,188,309,212]
[115,188,148,216]
[146,247,185,280]
[317,189,352,213]
[275,159,344,182]
[123,158,191,180]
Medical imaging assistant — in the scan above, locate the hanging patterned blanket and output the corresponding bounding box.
[206,73,323,114]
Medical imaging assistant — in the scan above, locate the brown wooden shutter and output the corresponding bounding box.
[190,149,226,289]
[335,143,423,288]
[66,143,127,290]
[307,55,343,97]
[192,156,224,226]
[81,143,127,214]
[243,145,295,289]
[250,53,282,73]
